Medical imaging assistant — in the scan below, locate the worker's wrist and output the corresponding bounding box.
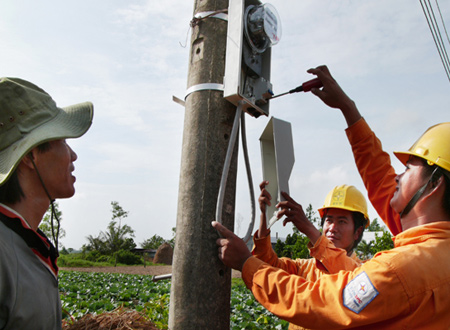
[340,99,362,127]
[303,227,322,245]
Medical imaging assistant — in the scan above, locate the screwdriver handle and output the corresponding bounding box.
[289,77,323,94]
[302,77,323,92]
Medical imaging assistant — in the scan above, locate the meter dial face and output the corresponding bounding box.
[244,3,282,53]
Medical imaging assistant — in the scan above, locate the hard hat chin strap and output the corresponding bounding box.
[400,167,441,217]
[28,155,60,256]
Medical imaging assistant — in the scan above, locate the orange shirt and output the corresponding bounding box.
[252,233,362,330]
[252,232,361,281]
[243,222,450,329]
[345,118,402,235]
[243,117,450,328]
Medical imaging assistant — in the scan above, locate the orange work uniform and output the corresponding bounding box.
[252,232,361,281]
[243,222,450,329]
[242,118,450,328]
[252,232,362,330]
[345,118,402,235]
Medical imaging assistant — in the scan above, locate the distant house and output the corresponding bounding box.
[131,248,156,259]
[361,231,387,243]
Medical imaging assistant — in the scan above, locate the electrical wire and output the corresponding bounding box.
[429,0,450,72]
[435,0,450,45]
[215,101,256,243]
[239,111,256,243]
[215,102,242,231]
[420,0,450,82]
[425,0,450,77]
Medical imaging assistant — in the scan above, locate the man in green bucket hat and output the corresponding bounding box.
[0,77,93,329]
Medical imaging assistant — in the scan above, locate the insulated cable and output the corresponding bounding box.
[420,0,450,83]
[435,0,450,46]
[239,111,256,242]
[215,101,256,243]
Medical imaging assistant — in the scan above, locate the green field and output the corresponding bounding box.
[59,270,288,329]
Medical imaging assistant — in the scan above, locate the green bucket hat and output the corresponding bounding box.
[0,77,94,186]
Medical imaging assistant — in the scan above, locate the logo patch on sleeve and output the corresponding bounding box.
[343,271,378,314]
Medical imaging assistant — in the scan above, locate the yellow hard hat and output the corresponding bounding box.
[394,122,450,173]
[318,185,370,226]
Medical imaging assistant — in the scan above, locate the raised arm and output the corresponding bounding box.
[307,65,402,234]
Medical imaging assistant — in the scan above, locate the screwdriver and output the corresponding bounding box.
[269,77,323,99]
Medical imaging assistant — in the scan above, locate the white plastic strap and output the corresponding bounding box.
[194,11,228,21]
[185,83,224,99]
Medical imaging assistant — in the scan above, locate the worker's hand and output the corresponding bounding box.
[277,192,322,245]
[212,221,252,272]
[258,180,271,213]
[257,181,271,238]
[307,65,362,127]
[307,65,351,109]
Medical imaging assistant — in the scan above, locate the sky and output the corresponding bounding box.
[1,1,449,249]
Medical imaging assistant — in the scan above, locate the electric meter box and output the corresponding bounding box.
[224,0,281,118]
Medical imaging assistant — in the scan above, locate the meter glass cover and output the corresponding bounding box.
[263,4,281,45]
[244,3,282,53]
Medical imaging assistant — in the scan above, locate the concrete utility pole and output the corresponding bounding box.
[169,0,238,329]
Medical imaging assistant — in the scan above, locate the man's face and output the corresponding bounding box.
[34,139,78,199]
[390,156,428,214]
[323,208,360,253]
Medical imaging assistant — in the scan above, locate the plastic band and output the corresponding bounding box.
[185,83,224,99]
[194,11,228,22]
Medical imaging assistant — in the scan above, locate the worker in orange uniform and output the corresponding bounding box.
[308,65,403,237]
[213,65,450,328]
[255,183,369,330]
[255,182,369,281]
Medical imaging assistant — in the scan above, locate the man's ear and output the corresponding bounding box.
[20,151,37,170]
[424,174,446,203]
[353,225,364,241]
[430,173,444,189]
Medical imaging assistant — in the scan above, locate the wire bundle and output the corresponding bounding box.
[420,0,450,83]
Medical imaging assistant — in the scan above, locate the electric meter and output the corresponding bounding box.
[224,0,282,118]
[244,4,282,54]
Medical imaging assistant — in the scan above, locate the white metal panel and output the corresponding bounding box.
[260,117,295,228]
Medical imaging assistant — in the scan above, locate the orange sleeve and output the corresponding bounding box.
[251,231,325,281]
[241,255,409,329]
[345,118,402,235]
[251,231,302,275]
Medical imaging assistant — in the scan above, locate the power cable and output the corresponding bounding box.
[427,0,450,72]
[420,0,450,80]
[435,0,450,45]
[420,0,450,82]
[428,1,450,75]
[215,101,256,243]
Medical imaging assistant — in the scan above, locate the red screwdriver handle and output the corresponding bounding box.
[302,77,323,92]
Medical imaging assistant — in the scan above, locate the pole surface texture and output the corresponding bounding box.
[169,0,238,329]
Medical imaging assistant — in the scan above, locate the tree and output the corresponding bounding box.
[372,230,394,254]
[82,201,136,265]
[356,240,374,260]
[356,228,394,260]
[141,227,177,250]
[367,218,382,231]
[274,204,320,259]
[106,201,135,266]
[169,226,176,247]
[141,234,165,250]
[39,202,66,249]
